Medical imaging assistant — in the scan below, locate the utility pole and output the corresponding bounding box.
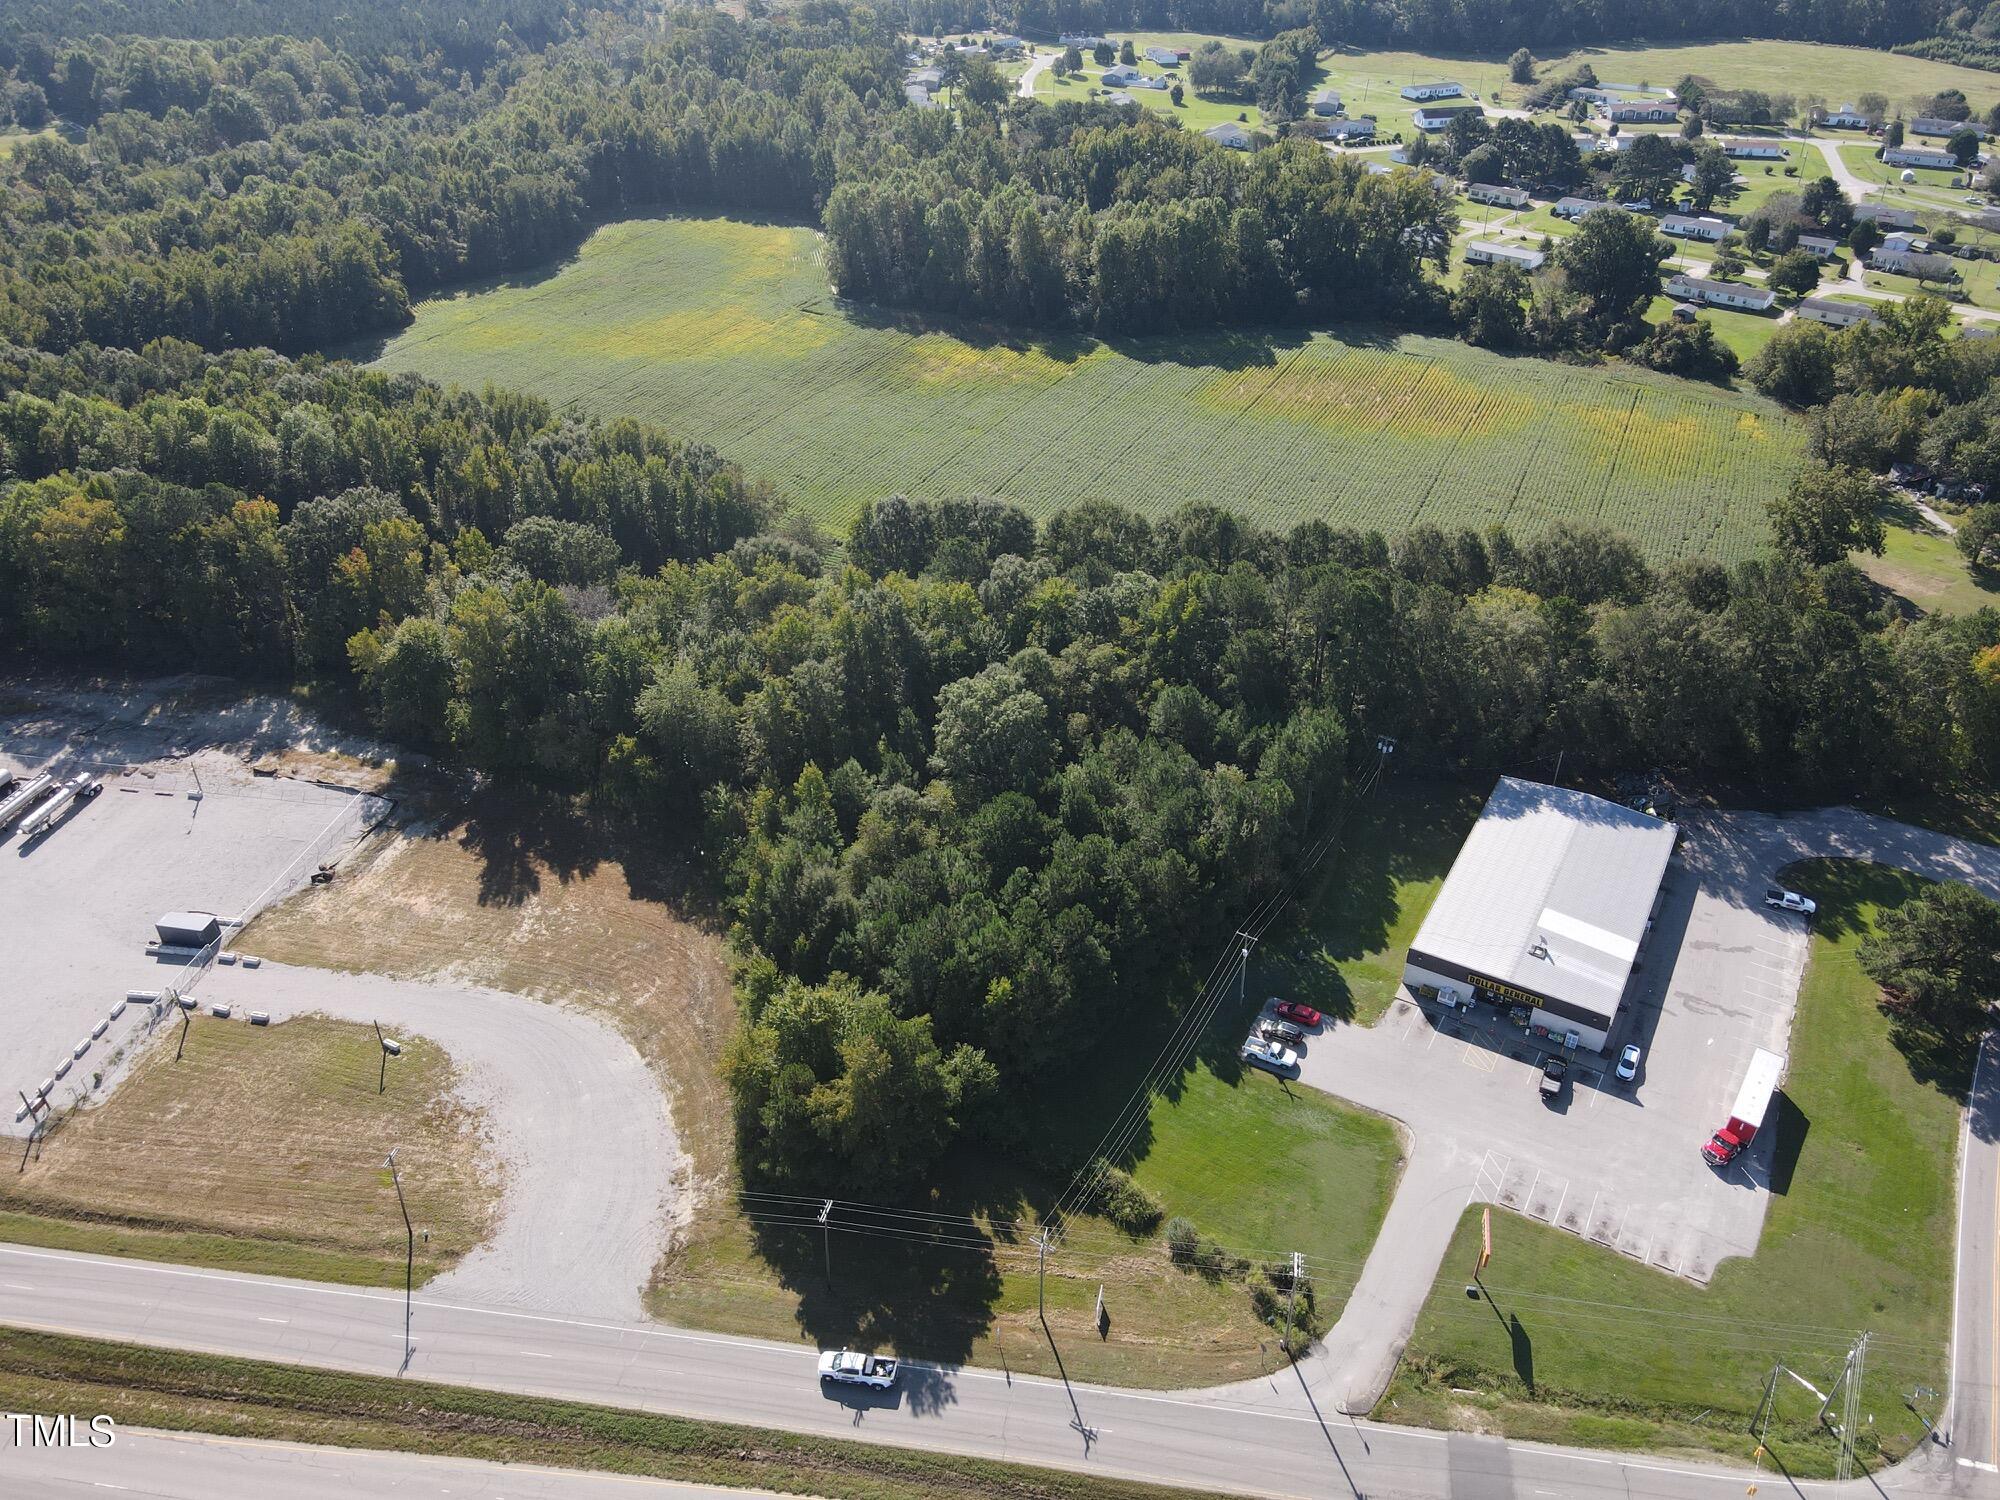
[386,1149,414,1366]
[1036,1225,1053,1332]
[818,1199,834,1284]
[1283,1250,1303,1356]
[1235,933,1258,1004]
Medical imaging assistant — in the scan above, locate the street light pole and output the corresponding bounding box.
[386,1148,413,1365]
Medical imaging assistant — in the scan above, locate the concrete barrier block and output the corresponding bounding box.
[71,1039,90,1059]
[90,1019,108,1039]
[125,990,159,1003]
[217,952,238,965]
[250,1012,270,1026]
[37,1079,54,1098]
[176,995,197,1011]
[242,956,261,969]
[108,1000,127,1020]
[53,1058,71,1079]
[209,1003,231,1019]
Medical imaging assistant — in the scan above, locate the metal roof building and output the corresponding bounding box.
[1401,777,1677,1052]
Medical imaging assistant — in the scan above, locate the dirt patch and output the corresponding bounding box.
[1,1018,496,1285]
[236,803,734,1187]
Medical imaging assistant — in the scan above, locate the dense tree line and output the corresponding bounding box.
[896,0,1946,56]
[0,339,770,697]
[0,0,612,66]
[824,107,1455,331]
[0,10,897,355]
[6,337,1999,1190]
[1746,296,2000,524]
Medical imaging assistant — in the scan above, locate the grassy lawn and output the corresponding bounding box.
[1838,142,1970,192]
[1266,781,1486,1026]
[1856,504,2000,616]
[1033,63,1261,133]
[1382,859,1969,1476]
[655,1039,1406,1389]
[1535,39,2000,116]
[0,1327,1239,1500]
[370,213,1804,562]
[1643,293,1783,365]
[1866,260,2000,313]
[0,1018,494,1287]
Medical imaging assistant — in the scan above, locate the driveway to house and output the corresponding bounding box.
[1016,47,1051,98]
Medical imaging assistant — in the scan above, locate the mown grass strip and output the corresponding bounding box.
[0,1326,1235,1500]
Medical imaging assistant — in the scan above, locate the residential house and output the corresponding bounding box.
[1665,274,1776,311]
[1604,102,1678,124]
[1466,241,1545,270]
[1912,116,1988,139]
[1103,90,1135,105]
[1854,203,1919,229]
[1553,196,1614,219]
[1414,103,1483,131]
[1881,232,1925,254]
[1814,103,1872,129]
[1312,87,1343,116]
[904,83,935,108]
[1797,297,1883,328]
[1721,139,1787,160]
[1874,244,1959,279]
[1400,81,1464,101]
[1567,86,1616,105]
[906,66,942,88]
[1144,46,1179,67]
[1203,121,1253,151]
[1128,74,1169,90]
[989,36,1027,55]
[1884,146,1960,171]
[1059,32,1110,48]
[1661,213,1732,242]
[1796,234,1839,258]
[1100,64,1143,87]
[1466,182,1531,208]
[1324,117,1377,142]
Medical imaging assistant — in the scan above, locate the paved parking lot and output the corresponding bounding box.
[1241,809,1821,1414]
[0,746,383,1133]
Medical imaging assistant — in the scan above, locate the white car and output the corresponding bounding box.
[1241,1037,1299,1074]
[1765,887,1817,917]
[818,1349,899,1388]
[1616,1044,1642,1082]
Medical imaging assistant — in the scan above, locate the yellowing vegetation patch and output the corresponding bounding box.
[1203,348,1538,441]
[593,303,834,360]
[892,334,1088,387]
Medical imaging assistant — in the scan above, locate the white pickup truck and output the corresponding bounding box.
[818,1349,900,1388]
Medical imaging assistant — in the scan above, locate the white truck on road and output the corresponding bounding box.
[818,1349,900,1388]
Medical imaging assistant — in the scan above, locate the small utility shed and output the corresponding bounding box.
[1402,777,1677,1053]
[156,911,222,948]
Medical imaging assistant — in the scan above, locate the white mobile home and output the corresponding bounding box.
[1466,241,1545,270]
[1466,182,1531,208]
[1661,213,1732,242]
[1400,81,1464,101]
[1798,298,1883,328]
[1666,273,1776,311]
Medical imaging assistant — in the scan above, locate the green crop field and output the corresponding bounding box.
[370,215,1805,560]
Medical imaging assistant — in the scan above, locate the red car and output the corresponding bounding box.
[1272,1000,1322,1028]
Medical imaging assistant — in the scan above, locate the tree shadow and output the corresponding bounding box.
[745,1214,1003,1372]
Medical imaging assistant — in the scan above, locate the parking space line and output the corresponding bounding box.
[1551,1179,1570,1226]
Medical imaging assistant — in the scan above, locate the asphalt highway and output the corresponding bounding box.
[3,1425,780,1498]
[0,1241,1973,1500]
